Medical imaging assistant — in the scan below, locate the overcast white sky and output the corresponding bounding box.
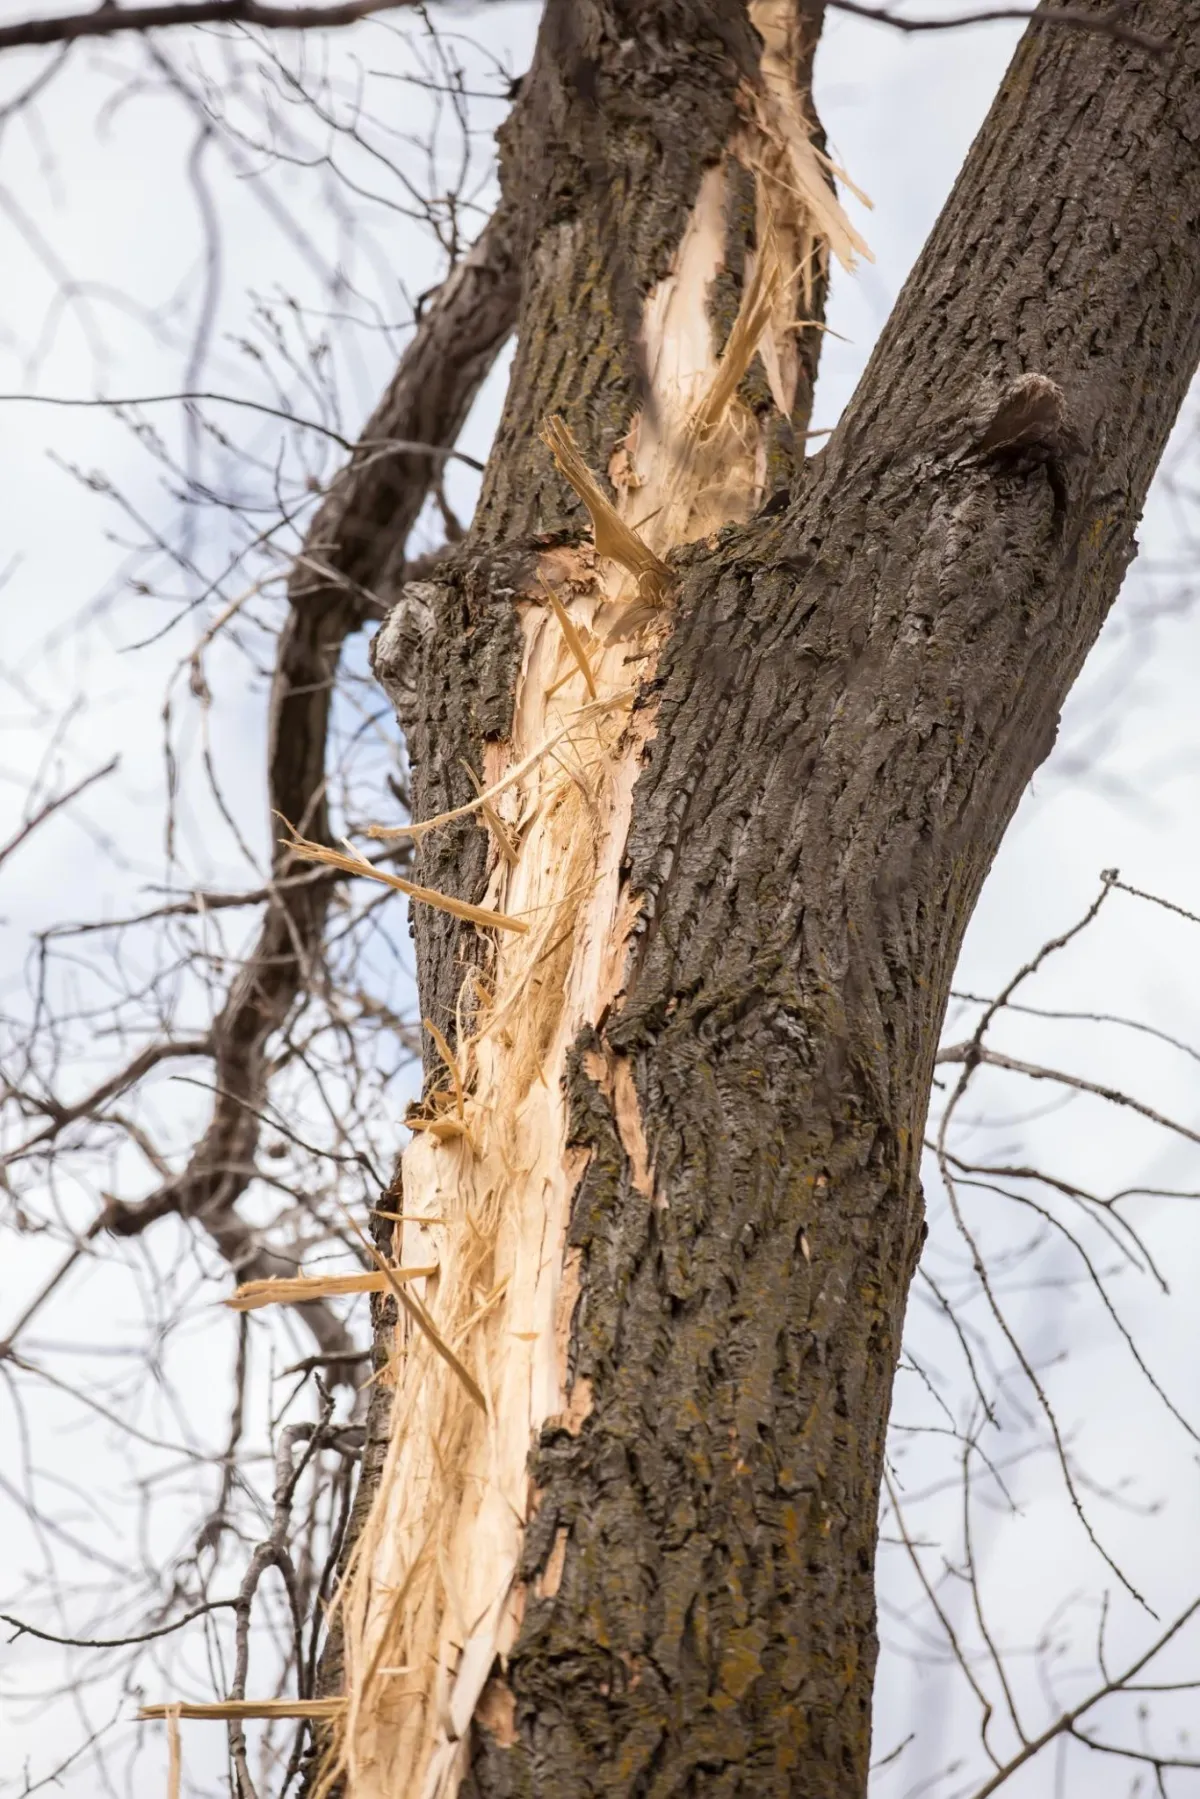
[2,3,1200,1795]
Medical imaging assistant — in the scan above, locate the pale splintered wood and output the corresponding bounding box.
[224,1269,436,1311]
[278,827,530,934]
[422,1017,465,1119]
[166,1705,181,1799]
[539,573,597,698]
[540,416,671,605]
[364,689,634,845]
[330,569,658,1799]
[326,9,870,1795]
[338,1193,488,1415]
[140,1699,347,1722]
[460,760,521,865]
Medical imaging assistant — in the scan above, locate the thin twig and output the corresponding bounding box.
[0,0,428,53]
[0,757,118,872]
[965,1595,1200,1796]
[1,1598,237,1649]
[825,0,1165,53]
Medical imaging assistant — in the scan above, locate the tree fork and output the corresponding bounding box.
[325,3,1200,1797]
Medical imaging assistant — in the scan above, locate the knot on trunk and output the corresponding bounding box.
[966,371,1085,470]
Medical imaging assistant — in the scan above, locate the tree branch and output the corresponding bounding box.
[0,0,428,55]
[934,1043,1200,1148]
[4,1035,212,1160]
[0,756,119,872]
[0,390,490,468]
[4,207,517,1376]
[1,1598,238,1650]
[965,1594,1200,1796]
[824,0,1165,52]
[0,0,1164,60]
[76,203,520,1367]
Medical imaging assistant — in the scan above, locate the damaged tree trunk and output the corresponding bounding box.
[315,3,1200,1796]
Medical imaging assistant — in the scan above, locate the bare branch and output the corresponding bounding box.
[0,0,434,56]
[825,0,1166,52]
[1,1598,237,1649]
[0,29,518,1788]
[0,389,486,468]
[35,203,522,1376]
[965,1595,1200,1797]
[0,755,119,872]
[934,1042,1200,1149]
[4,1035,212,1160]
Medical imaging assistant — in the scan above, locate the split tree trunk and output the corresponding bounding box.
[323,3,1200,1796]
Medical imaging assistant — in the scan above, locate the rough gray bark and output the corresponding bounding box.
[361,2,1200,1795]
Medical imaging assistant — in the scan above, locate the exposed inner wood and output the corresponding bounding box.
[323,14,867,1797]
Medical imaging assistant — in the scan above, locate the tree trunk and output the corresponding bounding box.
[322,3,1200,1796]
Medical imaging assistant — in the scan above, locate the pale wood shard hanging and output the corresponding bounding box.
[140,1699,348,1722]
[224,1269,437,1311]
[280,828,530,935]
